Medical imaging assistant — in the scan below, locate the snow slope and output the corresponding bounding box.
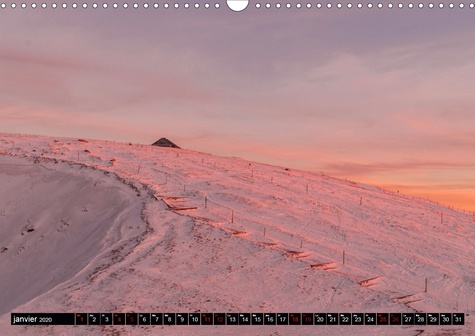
[0,133,473,336]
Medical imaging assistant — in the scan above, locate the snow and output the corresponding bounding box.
[0,133,473,335]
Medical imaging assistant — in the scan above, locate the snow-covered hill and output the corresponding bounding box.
[0,133,473,335]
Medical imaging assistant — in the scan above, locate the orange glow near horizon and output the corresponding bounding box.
[383,186,475,213]
[347,176,475,213]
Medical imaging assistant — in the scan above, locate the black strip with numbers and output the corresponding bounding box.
[11,313,465,325]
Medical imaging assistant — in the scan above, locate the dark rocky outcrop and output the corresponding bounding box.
[151,138,180,149]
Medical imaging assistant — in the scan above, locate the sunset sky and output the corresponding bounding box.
[1,4,475,210]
